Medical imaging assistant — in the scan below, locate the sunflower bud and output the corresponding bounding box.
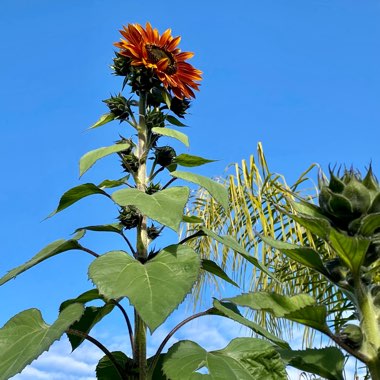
[146,182,161,195]
[339,324,363,349]
[319,167,380,230]
[116,137,139,173]
[111,52,131,76]
[147,224,161,240]
[118,206,140,230]
[170,97,191,118]
[103,94,130,121]
[154,146,176,168]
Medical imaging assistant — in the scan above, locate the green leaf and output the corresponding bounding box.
[89,113,115,129]
[171,171,229,211]
[89,244,200,332]
[228,292,328,333]
[166,115,187,127]
[328,228,371,275]
[112,187,190,232]
[201,259,239,287]
[96,351,132,380]
[174,154,216,167]
[0,237,84,286]
[0,304,84,380]
[161,89,172,109]
[288,198,328,219]
[258,234,329,276]
[48,183,109,217]
[183,215,204,224]
[278,347,345,380]
[163,338,287,380]
[75,223,123,235]
[152,127,189,147]
[212,300,290,349]
[67,305,114,351]
[79,143,131,177]
[200,228,278,281]
[288,213,331,241]
[98,177,129,189]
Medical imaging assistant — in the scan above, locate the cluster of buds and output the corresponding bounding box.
[116,137,139,174]
[118,206,140,230]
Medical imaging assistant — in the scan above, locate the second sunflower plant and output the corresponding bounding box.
[0,23,350,380]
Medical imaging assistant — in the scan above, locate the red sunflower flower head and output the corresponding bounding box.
[114,22,202,99]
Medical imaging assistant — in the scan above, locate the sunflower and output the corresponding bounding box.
[114,23,202,99]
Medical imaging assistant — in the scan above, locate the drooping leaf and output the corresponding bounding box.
[287,198,328,219]
[59,289,104,311]
[328,228,371,275]
[79,143,131,177]
[162,338,287,380]
[89,244,200,332]
[258,234,329,276]
[212,300,290,349]
[278,347,345,380]
[228,292,328,333]
[96,351,132,380]
[0,304,84,380]
[183,215,204,224]
[89,113,115,129]
[67,305,114,351]
[200,227,277,281]
[287,213,331,241]
[161,89,171,108]
[112,187,190,232]
[166,115,187,127]
[0,236,85,286]
[174,154,216,167]
[171,171,229,211]
[48,183,109,217]
[152,127,189,147]
[201,259,239,288]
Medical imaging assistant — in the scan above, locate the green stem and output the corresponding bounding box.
[134,91,148,380]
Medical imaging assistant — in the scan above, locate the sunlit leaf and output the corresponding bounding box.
[163,338,287,380]
[112,187,189,232]
[152,127,189,147]
[89,113,115,129]
[174,154,215,167]
[89,244,200,332]
[171,171,229,211]
[0,304,84,380]
[79,143,131,177]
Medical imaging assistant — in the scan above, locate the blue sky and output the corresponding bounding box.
[1,0,379,378]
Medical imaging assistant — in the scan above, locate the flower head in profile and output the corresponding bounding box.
[114,23,202,99]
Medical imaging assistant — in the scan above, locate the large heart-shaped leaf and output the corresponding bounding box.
[162,338,287,380]
[171,171,229,211]
[0,233,85,286]
[0,304,84,380]
[278,347,345,380]
[112,187,189,232]
[89,245,200,332]
[79,142,131,177]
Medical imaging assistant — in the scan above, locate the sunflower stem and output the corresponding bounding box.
[134,91,148,380]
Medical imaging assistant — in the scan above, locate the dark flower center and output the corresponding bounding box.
[146,45,177,75]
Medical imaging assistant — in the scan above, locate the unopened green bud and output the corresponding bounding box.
[155,146,176,168]
[118,206,140,230]
[339,324,363,349]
